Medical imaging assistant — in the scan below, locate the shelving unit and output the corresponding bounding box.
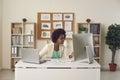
[77,23,101,63]
[11,22,36,70]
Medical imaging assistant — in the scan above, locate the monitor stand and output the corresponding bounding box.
[85,45,94,64]
[78,58,90,64]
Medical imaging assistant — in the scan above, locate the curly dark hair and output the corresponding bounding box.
[51,29,66,43]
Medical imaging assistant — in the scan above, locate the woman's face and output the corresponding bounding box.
[57,34,65,44]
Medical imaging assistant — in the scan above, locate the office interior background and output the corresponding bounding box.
[0,0,120,70]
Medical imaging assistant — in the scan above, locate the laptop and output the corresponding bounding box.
[21,48,46,64]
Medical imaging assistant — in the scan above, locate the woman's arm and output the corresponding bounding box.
[39,44,48,58]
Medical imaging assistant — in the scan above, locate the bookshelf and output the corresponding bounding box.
[77,23,101,63]
[11,22,36,70]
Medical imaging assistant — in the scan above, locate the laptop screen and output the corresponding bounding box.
[21,48,40,64]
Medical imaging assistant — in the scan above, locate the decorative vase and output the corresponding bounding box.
[22,18,27,22]
[86,18,91,23]
[109,63,117,71]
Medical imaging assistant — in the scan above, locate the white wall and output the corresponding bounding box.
[0,0,2,70]
[2,0,120,69]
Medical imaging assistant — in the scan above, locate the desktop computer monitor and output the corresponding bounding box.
[72,33,94,64]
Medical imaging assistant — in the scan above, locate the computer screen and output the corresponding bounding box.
[72,33,94,64]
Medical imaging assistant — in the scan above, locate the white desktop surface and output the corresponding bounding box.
[15,58,100,80]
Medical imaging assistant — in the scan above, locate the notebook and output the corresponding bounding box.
[21,48,46,64]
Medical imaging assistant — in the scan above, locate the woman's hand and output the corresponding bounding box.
[69,52,74,58]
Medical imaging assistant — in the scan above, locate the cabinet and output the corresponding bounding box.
[11,22,36,70]
[77,23,101,63]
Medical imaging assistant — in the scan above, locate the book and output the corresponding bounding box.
[12,36,21,45]
[12,47,18,57]
[12,27,22,34]
[28,36,33,45]
[94,47,99,57]
[93,36,99,46]
[90,24,100,34]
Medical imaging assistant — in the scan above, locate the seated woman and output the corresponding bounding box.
[39,28,73,59]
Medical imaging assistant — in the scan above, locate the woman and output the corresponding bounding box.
[39,28,73,59]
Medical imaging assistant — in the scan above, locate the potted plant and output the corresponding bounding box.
[105,24,120,71]
[79,26,87,33]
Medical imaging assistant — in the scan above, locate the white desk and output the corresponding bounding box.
[15,59,100,80]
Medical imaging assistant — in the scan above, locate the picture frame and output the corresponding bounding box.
[41,13,51,20]
[53,13,62,20]
[41,22,51,30]
[64,21,72,31]
[53,22,63,29]
[64,13,73,20]
[41,31,51,38]
[66,31,73,38]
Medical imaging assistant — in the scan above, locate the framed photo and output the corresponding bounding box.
[41,31,51,38]
[41,14,51,20]
[53,22,63,29]
[41,22,51,30]
[66,31,73,38]
[53,14,62,20]
[64,13,73,20]
[64,21,72,31]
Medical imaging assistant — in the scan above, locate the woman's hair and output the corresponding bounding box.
[51,29,66,43]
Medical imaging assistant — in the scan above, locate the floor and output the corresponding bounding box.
[101,70,120,80]
[0,69,14,80]
[0,69,120,80]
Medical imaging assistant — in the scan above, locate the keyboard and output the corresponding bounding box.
[45,58,74,63]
